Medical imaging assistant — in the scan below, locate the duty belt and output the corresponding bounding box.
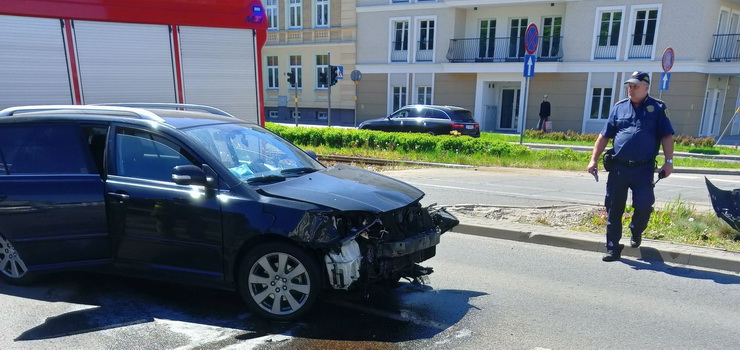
[613,158,655,167]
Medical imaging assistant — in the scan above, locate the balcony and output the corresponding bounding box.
[628,35,653,59]
[266,27,355,45]
[594,35,618,59]
[710,33,740,61]
[446,36,563,63]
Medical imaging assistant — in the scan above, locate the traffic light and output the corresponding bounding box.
[318,72,327,86]
[329,65,338,86]
[287,71,296,87]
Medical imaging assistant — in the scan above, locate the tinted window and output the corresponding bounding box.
[450,110,475,122]
[114,128,196,182]
[0,125,91,175]
[429,109,449,119]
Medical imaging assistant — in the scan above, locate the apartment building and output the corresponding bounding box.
[354,0,740,139]
[262,0,357,126]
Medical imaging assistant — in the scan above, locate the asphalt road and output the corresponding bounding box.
[2,233,739,349]
[379,167,740,213]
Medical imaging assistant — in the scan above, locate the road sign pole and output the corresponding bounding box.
[327,51,331,126]
[520,77,529,145]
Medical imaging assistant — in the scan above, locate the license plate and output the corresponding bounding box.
[465,125,474,129]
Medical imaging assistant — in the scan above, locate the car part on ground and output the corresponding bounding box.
[705,177,740,234]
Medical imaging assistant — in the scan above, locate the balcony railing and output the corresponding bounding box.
[391,41,408,62]
[446,36,563,63]
[594,35,619,59]
[628,34,653,59]
[416,40,433,62]
[710,33,740,61]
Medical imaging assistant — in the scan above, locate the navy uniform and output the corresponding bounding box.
[600,85,674,255]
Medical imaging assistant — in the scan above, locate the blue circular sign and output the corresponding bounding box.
[662,47,675,72]
[525,23,539,54]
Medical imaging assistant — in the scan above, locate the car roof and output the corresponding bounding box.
[0,104,249,130]
[402,104,470,112]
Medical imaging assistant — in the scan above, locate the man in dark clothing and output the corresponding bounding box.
[537,95,551,131]
[587,71,675,262]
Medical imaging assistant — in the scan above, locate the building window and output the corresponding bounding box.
[479,19,497,59]
[316,54,328,89]
[416,19,434,62]
[315,0,329,27]
[595,11,622,59]
[391,20,409,62]
[289,0,302,29]
[266,0,278,30]
[267,56,279,89]
[541,17,562,59]
[417,86,432,105]
[629,9,658,58]
[292,110,302,119]
[392,86,407,111]
[317,111,327,120]
[290,55,302,89]
[509,18,528,59]
[268,110,279,119]
[590,87,613,119]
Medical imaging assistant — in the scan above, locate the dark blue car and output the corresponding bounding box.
[358,104,480,137]
[0,104,458,320]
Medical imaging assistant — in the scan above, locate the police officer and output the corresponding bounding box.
[587,71,675,262]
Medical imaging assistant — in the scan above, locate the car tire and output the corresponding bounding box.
[0,234,36,285]
[238,242,322,321]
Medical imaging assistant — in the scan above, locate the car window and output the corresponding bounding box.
[390,109,408,118]
[406,107,425,118]
[429,109,448,119]
[0,124,92,175]
[182,123,324,181]
[450,110,475,122]
[113,128,197,182]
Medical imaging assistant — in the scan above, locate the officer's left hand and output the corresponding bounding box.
[659,162,673,178]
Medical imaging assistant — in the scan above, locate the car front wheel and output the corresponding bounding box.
[0,234,35,285]
[238,242,321,321]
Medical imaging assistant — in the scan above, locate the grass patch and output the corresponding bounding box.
[578,198,740,251]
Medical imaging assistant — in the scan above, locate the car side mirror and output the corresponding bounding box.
[172,165,208,186]
[304,150,318,160]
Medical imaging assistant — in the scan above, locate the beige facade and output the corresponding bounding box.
[351,0,740,139]
[262,0,358,125]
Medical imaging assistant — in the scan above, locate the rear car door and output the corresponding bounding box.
[0,123,111,274]
[104,126,224,281]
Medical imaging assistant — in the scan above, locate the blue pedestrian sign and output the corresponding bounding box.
[659,72,671,90]
[336,65,344,79]
[523,54,536,77]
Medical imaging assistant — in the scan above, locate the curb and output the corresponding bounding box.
[453,221,740,274]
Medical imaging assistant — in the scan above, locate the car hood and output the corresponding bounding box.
[258,164,424,212]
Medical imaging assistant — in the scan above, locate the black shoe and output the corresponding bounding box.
[630,234,642,248]
[602,244,624,262]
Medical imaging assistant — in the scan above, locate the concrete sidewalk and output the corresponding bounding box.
[452,214,740,274]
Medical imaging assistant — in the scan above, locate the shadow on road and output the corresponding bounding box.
[1,272,486,344]
[621,247,740,285]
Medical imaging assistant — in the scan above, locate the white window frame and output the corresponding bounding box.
[591,6,626,61]
[627,4,662,60]
[415,16,436,62]
[589,87,614,120]
[288,0,302,29]
[316,54,328,89]
[289,55,302,90]
[389,17,410,63]
[317,111,327,120]
[292,110,302,119]
[392,86,407,112]
[315,0,329,28]
[268,110,279,119]
[267,56,279,89]
[416,86,432,105]
[266,0,278,30]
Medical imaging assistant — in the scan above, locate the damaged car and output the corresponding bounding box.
[0,104,458,320]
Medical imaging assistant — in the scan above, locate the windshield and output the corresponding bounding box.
[183,123,324,182]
